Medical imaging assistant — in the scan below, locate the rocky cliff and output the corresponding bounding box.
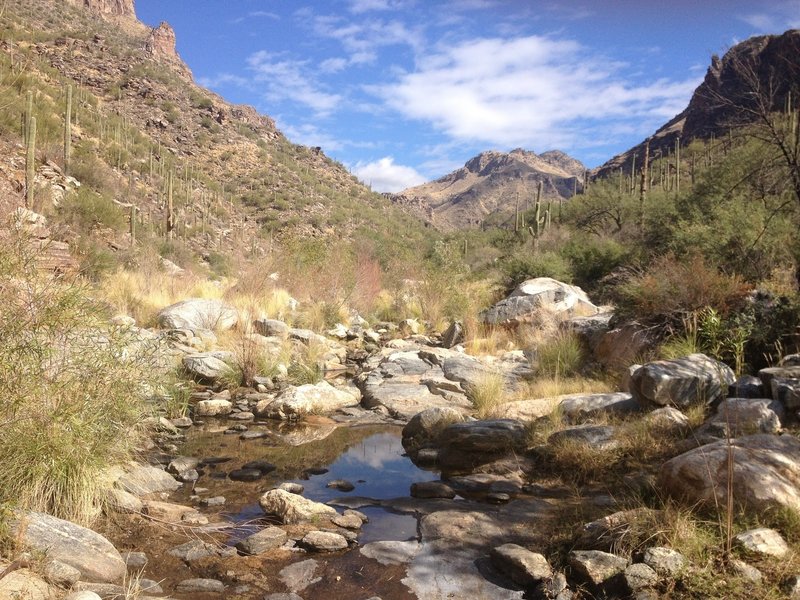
[65,0,136,19]
[596,29,800,179]
[393,148,585,231]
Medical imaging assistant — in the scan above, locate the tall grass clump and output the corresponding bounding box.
[0,231,159,525]
[466,370,508,418]
[535,331,584,379]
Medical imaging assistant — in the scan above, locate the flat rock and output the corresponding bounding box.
[259,489,337,524]
[116,464,180,495]
[183,352,232,382]
[642,547,686,577]
[734,527,789,558]
[411,481,456,499]
[331,513,363,529]
[301,530,348,552]
[142,500,197,522]
[158,298,238,330]
[438,419,528,472]
[11,511,126,583]
[559,392,638,421]
[491,543,553,586]
[236,526,288,555]
[401,407,466,454]
[548,425,617,449]
[361,540,421,565]
[568,550,627,586]
[630,354,735,408]
[279,558,320,592]
[175,578,226,593]
[658,434,800,513]
[707,398,784,435]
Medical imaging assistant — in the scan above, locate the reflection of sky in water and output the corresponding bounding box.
[227,431,434,543]
[297,432,438,501]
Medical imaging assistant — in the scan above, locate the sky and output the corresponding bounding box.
[133,0,800,192]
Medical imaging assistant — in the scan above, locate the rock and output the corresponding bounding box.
[630,354,735,408]
[784,574,800,598]
[175,578,226,593]
[0,569,57,600]
[277,482,305,494]
[256,381,359,420]
[402,407,466,454]
[107,488,143,513]
[568,550,627,586]
[759,365,800,393]
[707,398,784,435]
[229,468,263,482]
[734,527,789,558]
[410,481,456,499]
[579,509,662,550]
[264,594,304,600]
[534,572,571,600]
[63,593,102,600]
[279,559,321,592]
[772,376,800,409]
[399,318,422,335]
[492,398,557,421]
[301,530,348,552]
[157,298,238,331]
[242,460,277,474]
[729,558,762,582]
[361,540,421,565]
[167,456,200,475]
[729,375,764,398]
[559,392,638,421]
[327,479,355,492]
[438,419,528,472]
[116,464,180,495]
[122,551,148,569]
[259,489,337,524]
[254,318,290,337]
[623,563,658,592]
[594,321,655,373]
[490,543,553,586]
[441,321,464,348]
[482,278,598,327]
[781,354,800,367]
[11,511,126,583]
[331,513,363,529]
[195,398,233,416]
[236,526,288,555]
[658,434,800,513]
[168,539,227,562]
[182,352,232,382]
[645,407,690,431]
[43,559,82,587]
[548,425,617,449]
[642,547,686,577]
[199,496,226,507]
[142,500,199,523]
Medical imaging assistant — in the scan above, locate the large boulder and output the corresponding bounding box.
[482,278,598,327]
[255,381,359,420]
[630,354,735,408]
[115,464,180,495]
[182,352,233,383]
[11,512,126,583]
[438,419,528,472]
[259,489,337,524]
[401,406,466,455]
[157,298,238,331]
[707,398,785,435]
[658,434,800,513]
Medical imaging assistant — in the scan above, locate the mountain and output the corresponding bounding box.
[392,148,586,231]
[595,29,800,179]
[0,0,430,276]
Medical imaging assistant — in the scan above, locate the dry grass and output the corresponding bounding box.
[524,376,613,399]
[465,370,509,419]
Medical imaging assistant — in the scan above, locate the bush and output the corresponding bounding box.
[466,371,507,419]
[0,232,159,524]
[562,236,627,292]
[535,331,584,379]
[501,251,572,292]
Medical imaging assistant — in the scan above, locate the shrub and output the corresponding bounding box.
[465,371,508,418]
[535,331,584,379]
[501,251,572,292]
[561,236,627,292]
[0,231,159,524]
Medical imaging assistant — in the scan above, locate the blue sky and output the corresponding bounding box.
[134,0,800,192]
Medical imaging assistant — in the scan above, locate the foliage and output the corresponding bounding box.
[534,331,584,379]
[465,370,508,419]
[501,251,572,291]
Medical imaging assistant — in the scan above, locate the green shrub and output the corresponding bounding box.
[501,251,572,291]
[562,236,627,291]
[535,331,584,378]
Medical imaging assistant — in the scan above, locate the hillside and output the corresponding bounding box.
[595,28,800,179]
[392,148,585,231]
[0,0,432,277]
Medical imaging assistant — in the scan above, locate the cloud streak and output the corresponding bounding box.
[374,35,700,150]
[352,156,426,192]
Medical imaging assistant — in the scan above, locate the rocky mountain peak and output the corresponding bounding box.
[145,21,193,79]
[65,0,136,19]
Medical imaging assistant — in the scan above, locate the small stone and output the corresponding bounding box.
[410,481,456,499]
[236,526,288,555]
[199,496,226,507]
[642,546,686,577]
[624,563,658,592]
[229,468,263,482]
[228,411,255,420]
[44,560,81,587]
[301,530,348,552]
[170,416,193,428]
[729,558,762,583]
[122,551,148,570]
[240,431,268,440]
[331,514,363,529]
[490,543,553,586]
[278,482,305,494]
[734,527,789,558]
[568,550,627,586]
[344,509,368,523]
[486,492,511,504]
[242,460,277,474]
[176,578,226,593]
[326,479,355,492]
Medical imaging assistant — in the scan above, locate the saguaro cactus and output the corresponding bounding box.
[25,116,36,209]
[166,170,175,239]
[527,180,545,253]
[64,84,72,176]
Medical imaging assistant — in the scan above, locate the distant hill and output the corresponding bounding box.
[392,148,585,231]
[595,29,800,179]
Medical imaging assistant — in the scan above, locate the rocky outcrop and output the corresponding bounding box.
[482,278,598,327]
[630,353,735,408]
[144,22,193,79]
[65,0,135,19]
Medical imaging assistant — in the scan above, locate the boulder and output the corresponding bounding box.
[568,550,627,587]
[194,398,233,416]
[182,352,232,382]
[235,526,288,555]
[259,489,337,524]
[176,578,226,594]
[759,366,800,394]
[729,375,764,398]
[401,406,466,454]
[11,511,126,583]
[255,381,359,420]
[642,546,686,577]
[441,321,464,348]
[254,318,290,337]
[116,464,180,495]
[301,531,348,552]
[630,354,735,408]
[490,543,553,587]
[157,298,238,331]
[0,569,56,600]
[772,377,800,409]
[482,278,598,327]
[658,434,800,513]
[623,563,658,593]
[780,354,800,367]
[645,407,690,432]
[707,398,784,435]
[734,527,789,558]
[593,321,654,373]
[559,392,638,422]
[438,419,528,472]
[410,481,456,499]
[548,425,617,450]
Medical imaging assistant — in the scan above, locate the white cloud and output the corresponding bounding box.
[373,35,700,150]
[278,121,345,152]
[320,57,349,73]
[739,1,800,31]
[352,156,427,192]
[246,51,342,116]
